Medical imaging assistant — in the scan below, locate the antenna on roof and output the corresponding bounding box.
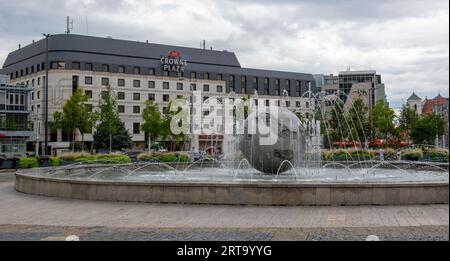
[346,66,351,71]
[66,16,73,34]
[203,40,206,50]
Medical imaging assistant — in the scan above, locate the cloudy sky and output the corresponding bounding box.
[0,0,448,108]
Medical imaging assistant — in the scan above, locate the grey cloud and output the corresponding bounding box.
[0,0,448,105]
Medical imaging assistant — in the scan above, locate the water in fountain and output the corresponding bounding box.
[33,90,448,184]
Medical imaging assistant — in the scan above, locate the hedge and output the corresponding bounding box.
[19,157,38,169]
[137,152,190,163]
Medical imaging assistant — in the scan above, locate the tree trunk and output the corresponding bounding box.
[81,132,85,152]
[72,130,75,152]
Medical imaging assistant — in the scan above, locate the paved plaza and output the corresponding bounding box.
[0,172,448,241]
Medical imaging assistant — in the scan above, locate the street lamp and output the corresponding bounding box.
[42,33,51,156]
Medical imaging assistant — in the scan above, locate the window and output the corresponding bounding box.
[118,105,125,113]
[133,66,140,74]
[51,61,65,69]
[203,96,209,102]
[37,91,40,99]
[37,64,40,72]
[149,68,155,75]
[285,80,290,96]
[148,93,155,101]
[102,64,109,72]
[118,65,125,73]
[296,81,301,96]
[162,107,169,114]
[31,92,34,100]
[133,106,140,114]
[118,78,125,87]
[252,77,258,93]
[177,83,183,90]
[133,80,140,88]
[163,71,169,77]
[203,84,209,92]
[163,94,170,102]
[25,68,29,75]
[190,83,197,91]
[101,78,109,86]
[85,63,93,71]
[190,72,197,79]
[85,76,93,85]
[217,74,223,81]
[177,95,183,99]
[204,73,209,80]
[264,78,269,95]
[286,101,290,107]
[217,85,223,92]
[10,73,13,80]
[31,66,34,73]
[101,91,108,99]
[85,90,93,98]
[228,75,235,92]
[31,79,35,87]
[241,76,247,94]
[163,82,169,89]
[148,81,155,88]
[133,123,140,134]
[117,92,125,100]
[37,77,41,85]
[72,76,79,93]
[133,93,140,101]
[72,62,80,70]
[275,79,280,95]
[296,101,301,108]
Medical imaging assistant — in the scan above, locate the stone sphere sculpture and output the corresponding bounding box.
[239,106,306,174]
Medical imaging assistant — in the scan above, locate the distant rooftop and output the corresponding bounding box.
[407,92,421,101]
[339,70,377,75]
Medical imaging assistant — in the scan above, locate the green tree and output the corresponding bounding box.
[410,113,445,145]
[93,86,132,152]
[398,105,418,140]
[52,88,97,151]
[369,100,396,139]
[348,98,369,145]
[141,100,164,150]
[328,99,349,142]
[162,100,188,151]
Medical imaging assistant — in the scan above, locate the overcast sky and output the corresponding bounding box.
[0,0,448,108]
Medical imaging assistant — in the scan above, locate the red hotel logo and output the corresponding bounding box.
[168,50,181,59]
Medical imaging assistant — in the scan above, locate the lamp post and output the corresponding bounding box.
[42,33,51,156]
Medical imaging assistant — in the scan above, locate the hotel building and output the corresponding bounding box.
[1,34,317,155]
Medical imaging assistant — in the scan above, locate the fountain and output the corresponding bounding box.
[14,93,449,206]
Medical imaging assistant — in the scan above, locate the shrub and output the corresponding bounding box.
[19,157,38,169]
[137,152,190,162]
[401,149,423,161]
[59,152,91,161]
[427,148,449,162]
[50,157,61,166]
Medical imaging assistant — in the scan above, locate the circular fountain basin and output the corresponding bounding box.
[15,162,449,206]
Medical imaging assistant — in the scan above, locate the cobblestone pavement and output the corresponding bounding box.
[0,224,447,241]
[0,177,448,241]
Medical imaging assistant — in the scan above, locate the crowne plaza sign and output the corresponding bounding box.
[160,50,187,73]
